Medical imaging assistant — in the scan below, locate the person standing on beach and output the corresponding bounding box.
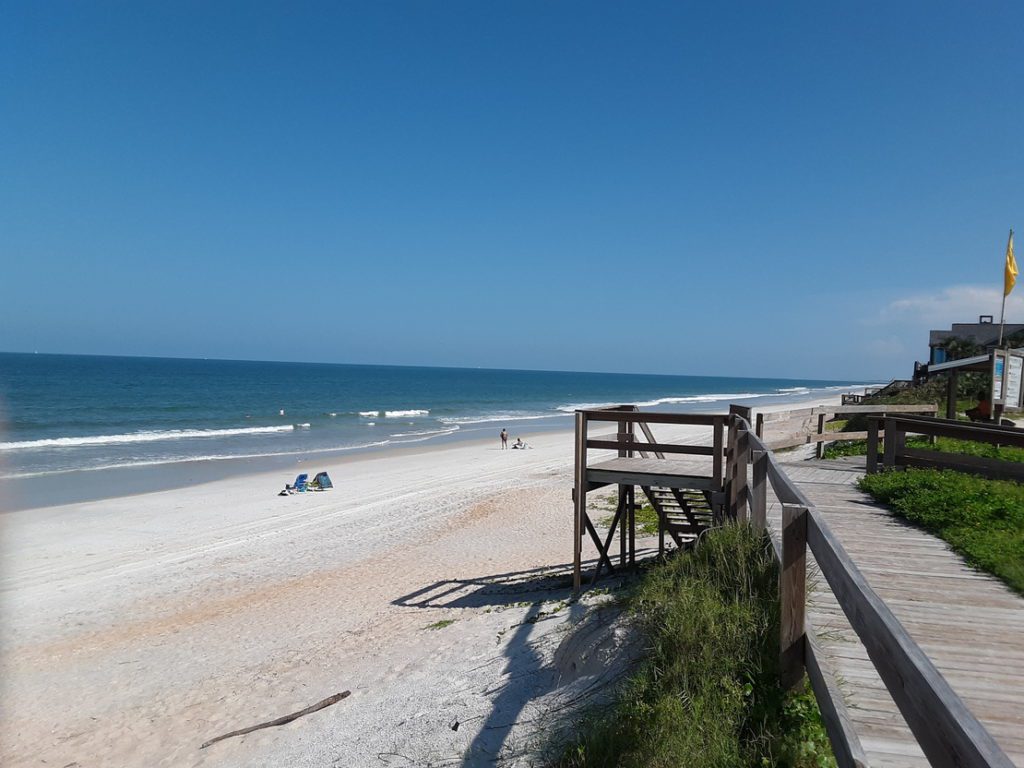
[500,428,508,449]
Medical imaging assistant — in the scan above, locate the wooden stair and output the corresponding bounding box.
[642,486,714,549]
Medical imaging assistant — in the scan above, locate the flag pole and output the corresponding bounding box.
[1000,228,1016,347]
[1000,292,1007,346]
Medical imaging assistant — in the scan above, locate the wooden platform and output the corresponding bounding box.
[770,458,1024,767]
[586,457,718,492]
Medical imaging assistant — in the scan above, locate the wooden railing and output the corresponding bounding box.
[730,414,1013,768]
[866,414,1024,480]
[755,403,938,457]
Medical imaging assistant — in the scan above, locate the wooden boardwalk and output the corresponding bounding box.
[770,457,1024,767]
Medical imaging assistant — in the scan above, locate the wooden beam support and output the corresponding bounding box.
[572,411,587,595]
[780,503,808,690]
[866,417,880,474]
[882,418,897,470]
[750,447,767,532]
[947,370,958,420]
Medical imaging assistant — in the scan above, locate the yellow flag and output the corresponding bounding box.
[1005,229,1017,297]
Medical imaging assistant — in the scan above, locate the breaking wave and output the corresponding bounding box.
[358,409,431,418]
[557,393,764,412]
[389,426,461,438]
[0,425,297,452]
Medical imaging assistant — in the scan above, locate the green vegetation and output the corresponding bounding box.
[556,524,835,768]
[927,437,1024,463]
[821,439,873,459]
[859,469,1024,594]
[598,500,660,536]
[424,618,456,630]
[823,436,1024,463]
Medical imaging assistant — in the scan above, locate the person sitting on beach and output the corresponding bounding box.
[966,390,992,422]
[512,437,525,449]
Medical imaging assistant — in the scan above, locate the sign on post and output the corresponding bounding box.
[991,349,1024,410]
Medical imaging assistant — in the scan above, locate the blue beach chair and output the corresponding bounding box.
[279,473,309,495]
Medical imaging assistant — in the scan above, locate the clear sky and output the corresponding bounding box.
[2,2,1022,381]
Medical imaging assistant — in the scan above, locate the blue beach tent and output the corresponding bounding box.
[311,471,333,490]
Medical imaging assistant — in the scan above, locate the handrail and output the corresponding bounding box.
[580,409,725,426]
[867,414,1024,477]
[733,414,1013,768]
[755,403,938,456]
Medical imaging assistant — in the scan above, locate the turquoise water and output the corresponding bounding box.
[0,353,869,479]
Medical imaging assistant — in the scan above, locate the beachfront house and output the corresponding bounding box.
[929,315,1024,363]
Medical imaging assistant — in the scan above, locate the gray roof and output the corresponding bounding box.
[929,322,1024,347]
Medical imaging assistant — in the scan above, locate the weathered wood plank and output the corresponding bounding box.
[780,504,807,690]
[774,462,1020,768]
[806,617,870,768]
[585,439,715,456]
[587,458,719,492]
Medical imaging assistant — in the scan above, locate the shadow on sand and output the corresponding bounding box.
[391,554,654,765]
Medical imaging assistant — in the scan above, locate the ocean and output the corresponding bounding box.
[0,353,871,484]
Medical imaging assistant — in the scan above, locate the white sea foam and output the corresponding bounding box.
[0,439,394,479]
[296,423,311,429]
[776,387,811,394]
[438,412,562,426]
[556,393,765,412]
[383,409,430,418]
[359,411,380,418]
[0,425,297,452]
[389,426,460,438]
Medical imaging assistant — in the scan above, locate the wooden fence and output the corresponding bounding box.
[728,413,1013,768]
[755,403,938,457]
[866,413,1024,481]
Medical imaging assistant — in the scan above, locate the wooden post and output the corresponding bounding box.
[781,503,808,690]
[882,418,896,470]
[712,417,724,487]
[726,417,737,519]
[618,417,630,566]
[815,412,826,459]
[894,424,906,468]
[946,371,957,420]
[735,427,749,523]
[622,487,630,565]
[730,406,752,522]
[573,411,587,595]
[756,412,765,439]
[866,417,880,474]
[751,447,767,532]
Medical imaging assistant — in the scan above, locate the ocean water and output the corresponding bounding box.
[0,353,870,480]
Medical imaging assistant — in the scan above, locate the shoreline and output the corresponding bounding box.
[0,387,866,513]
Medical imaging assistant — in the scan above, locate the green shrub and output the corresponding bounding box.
[859,469,1024,593]
[823,436,1024,464]
[556,525,835,768]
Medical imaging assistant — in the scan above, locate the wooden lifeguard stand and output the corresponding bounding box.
[572,405,750,592]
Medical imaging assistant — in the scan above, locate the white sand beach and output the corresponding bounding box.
[0,398,838,767]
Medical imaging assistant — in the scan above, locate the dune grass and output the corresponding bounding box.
[555,524,835,768]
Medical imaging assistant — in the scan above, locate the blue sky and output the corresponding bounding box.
[2,2,1022,380]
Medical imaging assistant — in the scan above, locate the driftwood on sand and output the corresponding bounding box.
[200,691,350,749]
